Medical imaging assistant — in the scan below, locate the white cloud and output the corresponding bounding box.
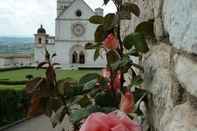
[0,0,116,37]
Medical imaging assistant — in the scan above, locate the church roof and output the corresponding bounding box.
[57,0,95,18]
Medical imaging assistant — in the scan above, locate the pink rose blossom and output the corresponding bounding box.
[103,34,119,49]
[120,91,134,113]
[80,112,141,131]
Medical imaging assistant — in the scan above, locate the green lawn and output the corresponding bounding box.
[0,69,100,90]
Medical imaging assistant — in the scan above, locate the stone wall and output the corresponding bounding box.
[123,0,197,131]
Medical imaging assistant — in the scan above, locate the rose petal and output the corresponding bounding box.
[103,34,119,49]
[80,113,110,131]
[120,115,142,131]
[80,112,141,131]
[111,124,129,131]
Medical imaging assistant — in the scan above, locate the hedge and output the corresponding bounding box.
[0,67,35,72]
[0,89,30,127]
[0,80,27,85]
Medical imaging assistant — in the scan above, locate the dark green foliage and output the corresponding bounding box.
[0,80,27,85]
[103,13,117,31]
[89,15,104,24]
[123,33,149,53]
[121,3,140,17]
[123,35,134,49]
[79,73,100,86]
[0,89,29,127]
[106,50,120,65]
[135,19,155,37]
[95,25,109,42]
[95,91,120,107]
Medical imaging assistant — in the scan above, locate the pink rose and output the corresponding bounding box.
[103,34,119,49]
[120,91,134,113]
[80,112,141,131]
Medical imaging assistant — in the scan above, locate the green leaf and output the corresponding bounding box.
[87,105,116,114]
[95,25,109,42]
[103,13,117,31]
[121,3,140,17]
[77,95,92,108]
[133,93,146,113]
[97,76,109,87]
[123,34,134,49]
[45,97,63,117]
[85,43,95,49]
[79,73,100,86]
[110,56,133,73]
[70,108,89,123]
[83,79,97,91]
[89,15,104,24]
[95,91,116,107]
[50,106,67,128]
[135,19,155,37]
[106,50,120,66]
[127,33,149,53]
[133,33,149,53]
[132,75,143,86]
[94,47,100,61]
[57,78,77,96]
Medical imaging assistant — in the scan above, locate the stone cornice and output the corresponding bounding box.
[55,39,94,42]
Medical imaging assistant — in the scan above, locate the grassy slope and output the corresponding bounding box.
[0,69,99,90]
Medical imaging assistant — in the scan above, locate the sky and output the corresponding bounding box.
[0,0,116,37]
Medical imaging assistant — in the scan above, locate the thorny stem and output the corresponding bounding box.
[116,2,125,92]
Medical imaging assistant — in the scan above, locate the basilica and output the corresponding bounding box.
[34,0,106,69]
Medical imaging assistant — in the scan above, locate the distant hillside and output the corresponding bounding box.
[0,37,34,54]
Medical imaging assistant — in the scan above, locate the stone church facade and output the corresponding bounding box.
[34,0,106,69]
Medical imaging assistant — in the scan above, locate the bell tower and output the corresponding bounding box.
[57,0,74,16]
[34,25,48,48]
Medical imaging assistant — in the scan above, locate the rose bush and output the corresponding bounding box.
[25,0,154,130]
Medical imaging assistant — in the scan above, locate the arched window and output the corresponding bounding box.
[72,51,78,64]
[76,10,82,17]
[38,38,42,44]
[79,51,85,64]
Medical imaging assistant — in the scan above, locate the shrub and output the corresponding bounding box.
[0,89,30,127]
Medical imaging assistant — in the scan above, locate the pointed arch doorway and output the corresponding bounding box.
[70,45,86,65]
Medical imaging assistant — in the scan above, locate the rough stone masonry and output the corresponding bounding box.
[122,0,197,131]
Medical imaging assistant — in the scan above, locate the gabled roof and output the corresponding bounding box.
[57,0,95,18]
